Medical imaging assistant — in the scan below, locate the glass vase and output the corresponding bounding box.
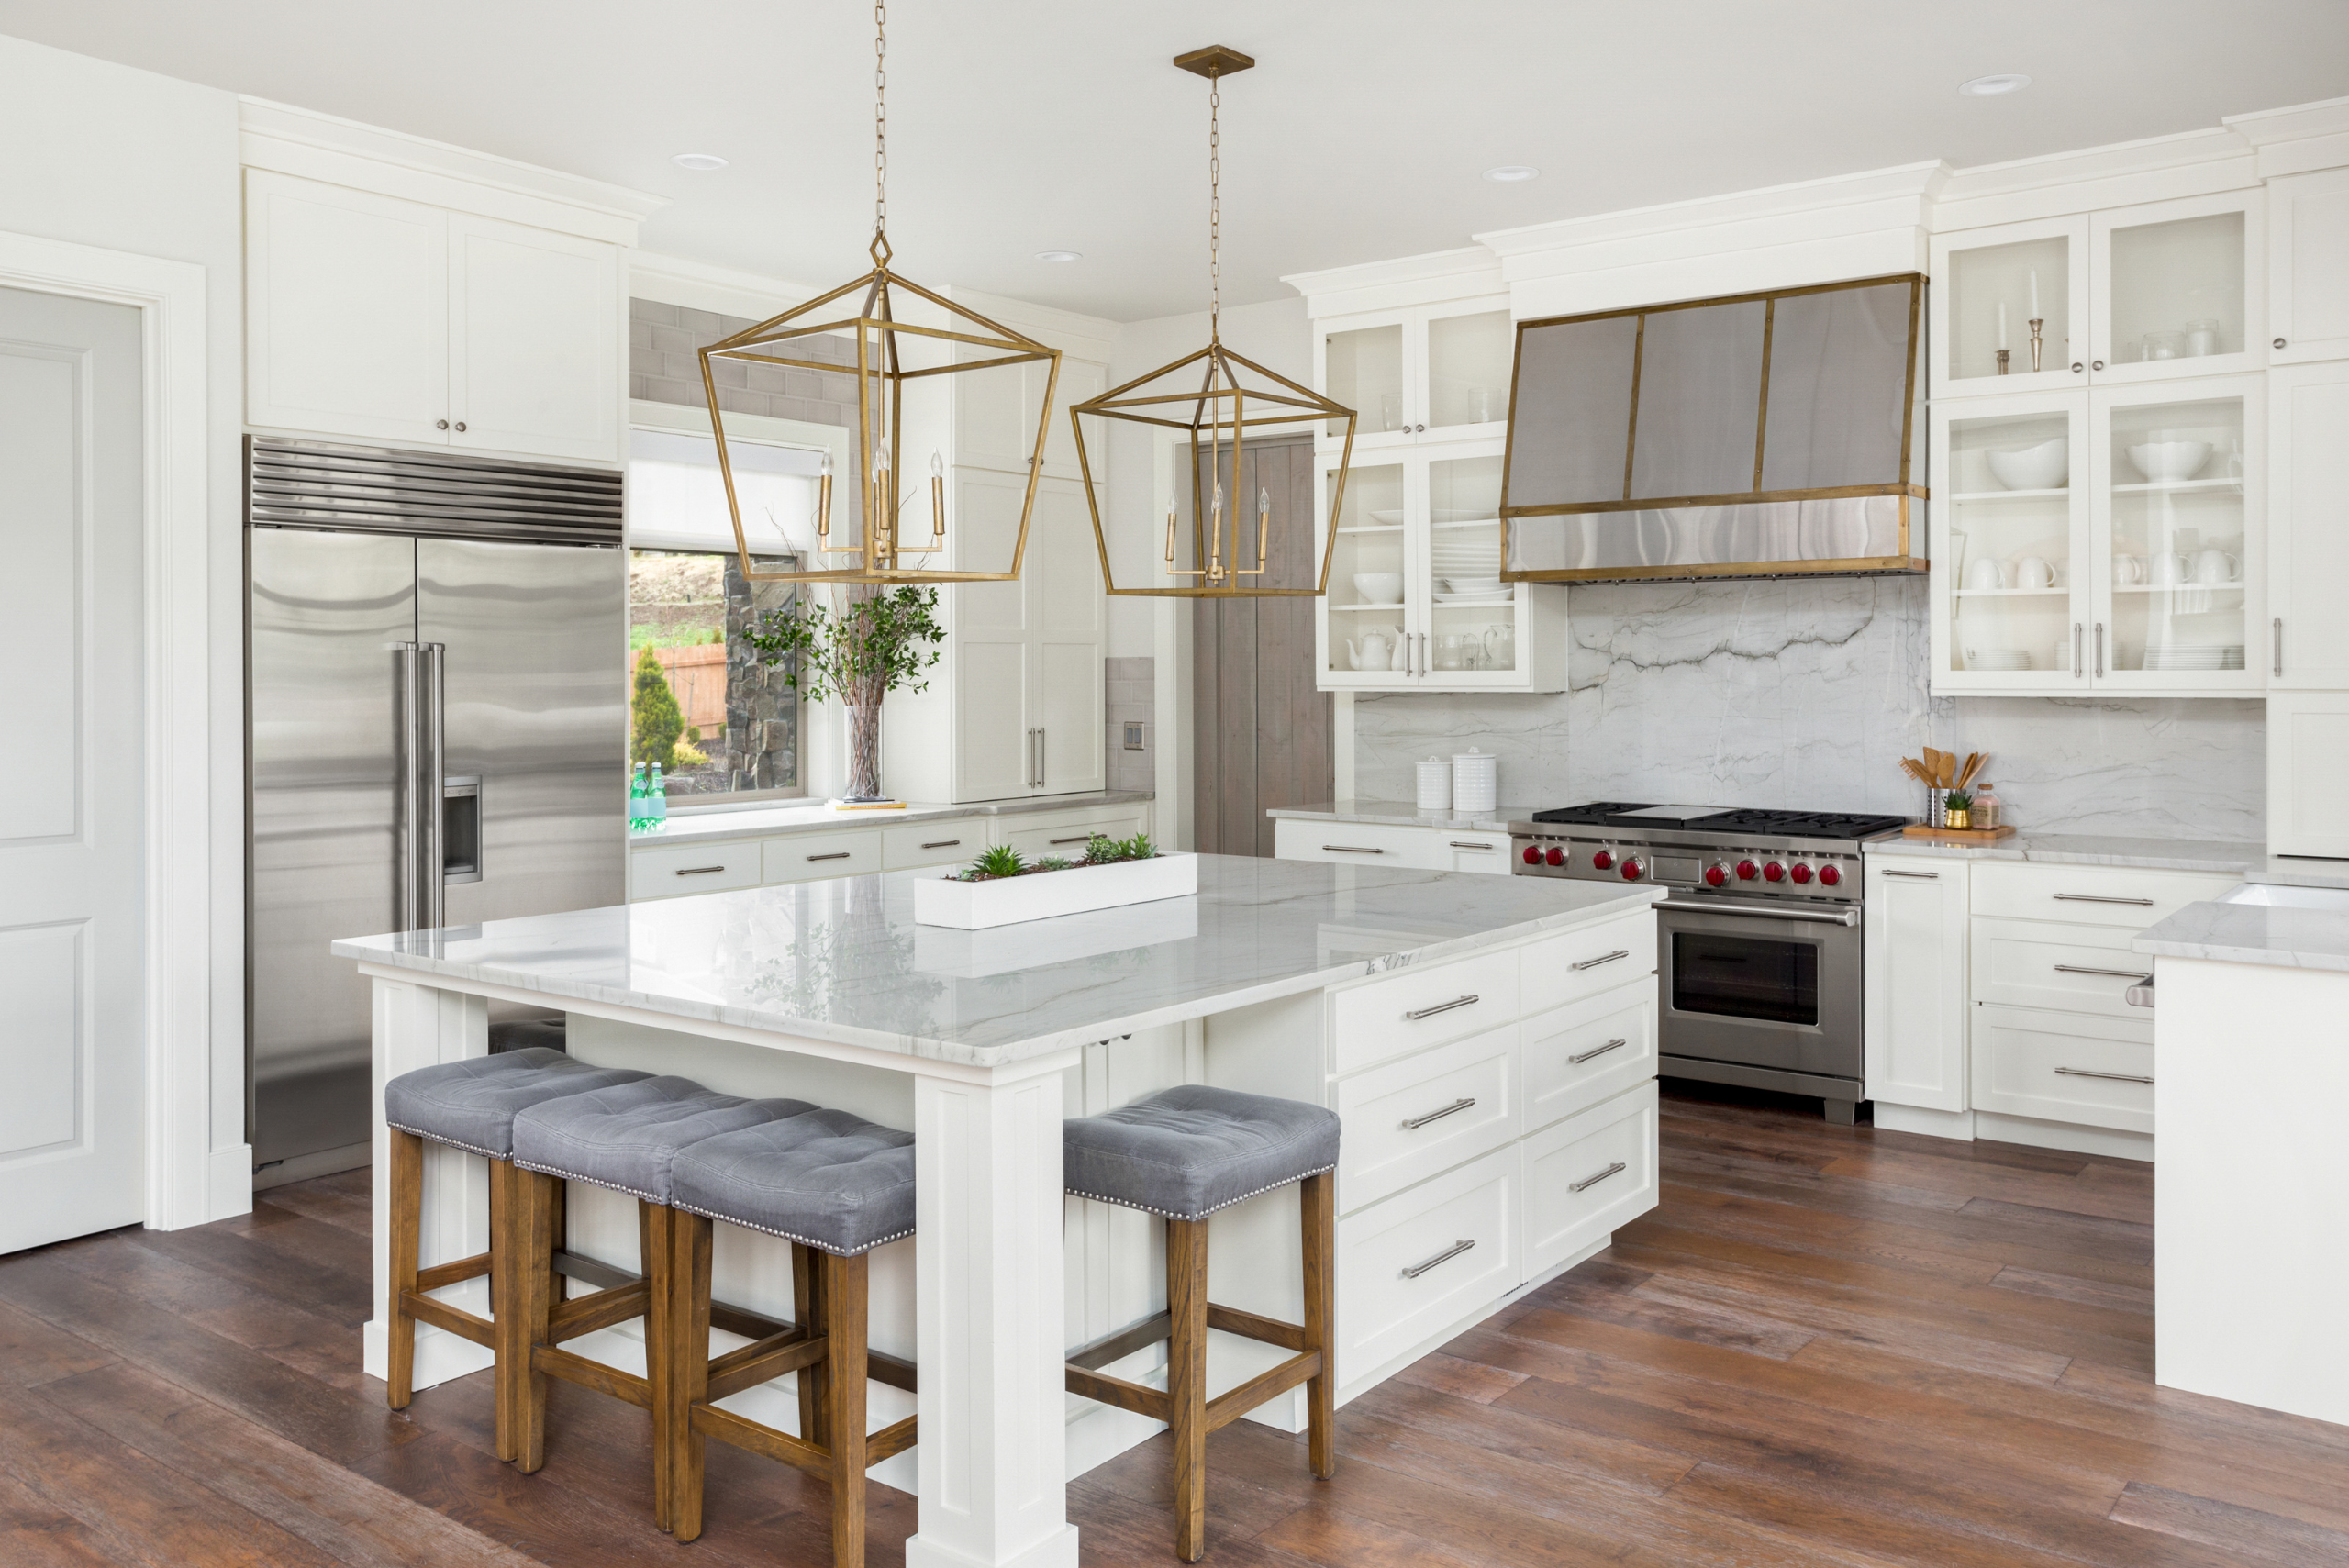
[845,702,885,801]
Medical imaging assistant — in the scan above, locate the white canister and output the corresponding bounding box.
[1416,757,1452,812]
[1452,748,1498,816]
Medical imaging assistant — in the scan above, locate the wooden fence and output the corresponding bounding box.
[651,643,728,733]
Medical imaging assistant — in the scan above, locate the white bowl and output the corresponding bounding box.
[2125,440,2212,484]
[1986,437,2067,491]
[1352,572,1404,605]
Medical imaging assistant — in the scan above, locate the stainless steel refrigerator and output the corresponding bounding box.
[246,438,627,1183]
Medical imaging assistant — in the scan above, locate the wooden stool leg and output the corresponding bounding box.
[1167,1217,1211,1563]
[642,1201,675,1532]
[510,1169,558,1473]
[793,1242,830,1450]
[489,1157,519,1461]
[547,1177,568,1306]
[1301,1172,1337,1481]
[671,1212,715,1544]
[823,1251,869,1568]
[385,1130,423,1412]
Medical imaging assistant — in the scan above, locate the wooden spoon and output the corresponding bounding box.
[1958,752,1985,789]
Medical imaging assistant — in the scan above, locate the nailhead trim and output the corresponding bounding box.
[668,1198,913,1257]
[387,1120,510,1162]
[507,1155,669,1207]
[1065,1162,1336,1223]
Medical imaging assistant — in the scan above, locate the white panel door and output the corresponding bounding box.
[245,170,449,444]
[1863,856,1968,1112]
[447,213,619,462]
[952,470,1034,800]
[1039,357,1106,479]
[2268,693,2349,859]
[2266,168,2349,366]
[1033,478,1105,795]
[0,285,147,1251]
[2266,361,2349,688]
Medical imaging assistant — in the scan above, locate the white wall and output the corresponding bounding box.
[0,34,248,1205]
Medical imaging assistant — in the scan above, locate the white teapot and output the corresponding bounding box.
[1346,629,1395,671]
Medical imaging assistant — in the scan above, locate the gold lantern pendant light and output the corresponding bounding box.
[701,1,1063,585]
[1071,46,1358,598]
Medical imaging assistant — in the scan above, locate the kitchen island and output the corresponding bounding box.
[337,854,1662,1568]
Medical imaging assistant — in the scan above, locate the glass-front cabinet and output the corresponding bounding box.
[1317,298,1515,448]
[1931,378,2262,695]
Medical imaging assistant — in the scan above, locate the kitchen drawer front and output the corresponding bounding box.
[996,807,1147,862]
[1334,1026,1519,1214]
[1522,1081,1660,1279]
[1520,910,1658,1016]
[1273,817,1448,871]
[630,840,761,899]
[1330,949,1521,1076]
[882,820,982,871]
[1971,1005,2154,1133]
[1441,830,1515,875]
[762,829,882,884]
[1972,917,2155,1020]
[1969,862,2237,929]
[1335,1145,1518,1389]
[1521,981,1658,1136]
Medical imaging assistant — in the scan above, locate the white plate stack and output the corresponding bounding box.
[2143,645,2242,672]
[1452,748,1498,815]
[1431,537,1503,600]
[1965,648,2032,672]
[1416,757,1452,811]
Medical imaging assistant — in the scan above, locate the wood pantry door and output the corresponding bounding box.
[0,284,148,1251]
[1192,437,1332,856]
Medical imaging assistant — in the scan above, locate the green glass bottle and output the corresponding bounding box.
[629,762,647,831]
[649,762,668,831]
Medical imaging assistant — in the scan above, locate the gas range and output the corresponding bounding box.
[1505,802,1909,900]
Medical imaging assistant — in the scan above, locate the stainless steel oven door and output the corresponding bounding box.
[1654,896,1862,1082]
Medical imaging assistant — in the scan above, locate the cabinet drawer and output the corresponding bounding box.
[1522,1082,1660,1279]
[1971,1005,2154,1133]
[996,809,1146,862]
[882,820,981,871]
[1273,817,1447,871]
[1441,831,1514,874]
[1330,949,1520,1076]
[1335,1146,1517,1390]
[630,840,761,899]
[762,829,882,884]
[1335,1026,1519,1214]
[1521,981,1657,1135]
[1970,862,2237,929]
[1520,912,1657,1016]
[1972,917,2155,1020]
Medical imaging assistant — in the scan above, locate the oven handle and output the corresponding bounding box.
[1657,898,1860,928]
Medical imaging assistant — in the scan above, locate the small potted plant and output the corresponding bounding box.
[914,831,1197,929]
[1943,789,1975,830]
[745,584,943,803]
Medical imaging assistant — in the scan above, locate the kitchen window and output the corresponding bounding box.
[627,428,822,802]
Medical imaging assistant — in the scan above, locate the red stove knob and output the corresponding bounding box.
[1522,845,1542,864]
[1819,864,1842,887]
[1544,846,1565,866]
[1736,859,1759,881]
[1703,862,1728,887]
[1620,857,1644,881]
[1763,862,1787,883]
[1591,850,1614,871]
[1790,862,1814,884]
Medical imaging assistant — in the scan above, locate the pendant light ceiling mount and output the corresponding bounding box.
[701,1,1061,586]
[1071,45,1356,598]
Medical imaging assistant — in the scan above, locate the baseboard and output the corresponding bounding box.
[253,1140,372,1192]
[362,1315,495,1390]
[1973,1112,2154,1163]
[204,1143,255,1222]
[1872,1104,1976,1141]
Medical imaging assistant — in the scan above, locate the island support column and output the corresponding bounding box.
[907,1053,1083,1568]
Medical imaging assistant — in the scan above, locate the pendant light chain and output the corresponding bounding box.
[874,0,888,241]
[1208,66,1220,340]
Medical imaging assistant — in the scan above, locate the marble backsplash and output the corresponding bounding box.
[1354,576,2266,840]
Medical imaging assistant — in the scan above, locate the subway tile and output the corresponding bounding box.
[629,298,679,327]
[639,375,704,407]
[710,358,750,389]
[718,387,769,417]
[784,370,824,402]
[650,323,695,357]
[677,306,727,338]
[745,362,792,395]
[629,373,651,401]
[629,319,655,353]
[809,404,849,427]
[818,371,862,405]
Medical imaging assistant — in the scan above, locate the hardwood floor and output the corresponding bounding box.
[5,1084,2344,1567]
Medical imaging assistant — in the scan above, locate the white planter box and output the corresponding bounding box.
[912,852,1199,929]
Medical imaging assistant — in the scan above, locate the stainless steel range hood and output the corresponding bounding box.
[1499,273,1926,582]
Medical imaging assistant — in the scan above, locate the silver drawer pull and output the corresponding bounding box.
[1449,840,1494,851]
[1401,1239,1475,1280]
[807,851,852,862]
[1570,1161,1628,1194]
[1323,843,1385,854]
[2054,893,2155,906]
[2054,963,2154,982]
[1572,949,1631,971]
[921,839,963,850]
[1050,835,1094,845]
[1881,869,1940,880]
[1403,994,1479,1022]
[1568,1037,1628,1066]
[674,865,728,876]
[2055,1066,2154,1084]
[1400,1097,1476,1131]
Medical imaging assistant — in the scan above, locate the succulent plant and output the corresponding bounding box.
[964,843,1027,881]
[1034,855,1073,872]
[1943,789,1975,811]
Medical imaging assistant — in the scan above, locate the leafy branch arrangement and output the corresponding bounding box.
[958,832,1158,883]
[741,584,944,707]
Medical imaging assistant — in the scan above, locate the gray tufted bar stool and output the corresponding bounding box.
[381,1047,652,1459]
[664,1106,919,1565]
[506,1076,816,1530]
[1061,1084,1341,1562]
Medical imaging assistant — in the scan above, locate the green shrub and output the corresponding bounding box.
[963,844,1026,881]
[631,646,685,770]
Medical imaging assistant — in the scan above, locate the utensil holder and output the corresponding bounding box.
[1921,784,1948,829]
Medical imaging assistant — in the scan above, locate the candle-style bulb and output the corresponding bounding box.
[819,450,832,478]
[930,450,943,479]
[1258,486,1269,515]
[873,445,890,477]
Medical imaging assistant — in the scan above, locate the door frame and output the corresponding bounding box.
[0,228,231,1231]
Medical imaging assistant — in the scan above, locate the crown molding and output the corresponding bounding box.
[1281,247,1506,318]
[944,284,1120,362]
[1475,162,1946,263]
[626,249,829,323]
[1932,122,2257,232]
[2224,94,2349,179]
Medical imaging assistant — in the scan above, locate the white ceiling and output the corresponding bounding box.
[4,1,2343,322]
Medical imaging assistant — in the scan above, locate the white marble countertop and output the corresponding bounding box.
[2244,856,2349,891]
[1865,830,2263,874]
[632,790,1153,849]
[334,855,1662,1069]
[1264,798,1544,833]
[2135,900,2349,973]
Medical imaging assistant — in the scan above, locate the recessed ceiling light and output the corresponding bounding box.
[672,152,729,171]
[1482,165,1540,183]
[1034,250,1084,262]
[1957,73,2032,97]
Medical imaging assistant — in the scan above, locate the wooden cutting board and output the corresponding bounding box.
[1901,824,2018,842]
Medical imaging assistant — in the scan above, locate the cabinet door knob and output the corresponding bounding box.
[2275,337,2288,350]
[453,421,467,432]
[2090,360,2105,371]
[2070,362,2085,373]
[435,419,450,430]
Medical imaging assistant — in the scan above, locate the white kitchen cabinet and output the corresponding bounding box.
[246,170,621,463]
[1316,298,1515,452]
[1270,817,1511,873]
[1862,855,1969,1115]
[955,349,1107,483]
[2266,361,2349,687]
[2265,167,2349,365]
[2267,693,2349,859]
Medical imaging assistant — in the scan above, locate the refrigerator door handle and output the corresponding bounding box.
[420,642,446,930]
[393,642,423,932]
